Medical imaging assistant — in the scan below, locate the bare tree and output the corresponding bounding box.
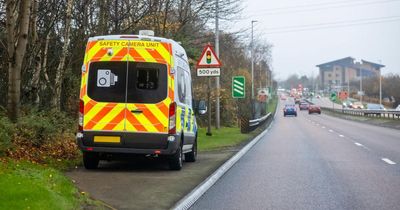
[6,0,32,122]
[51,0,74,110]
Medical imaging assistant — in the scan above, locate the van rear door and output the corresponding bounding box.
[83,40,129,132]
[124,41,172,134]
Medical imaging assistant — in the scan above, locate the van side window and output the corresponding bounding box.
[177,67,186,103]
[184,70,192,106]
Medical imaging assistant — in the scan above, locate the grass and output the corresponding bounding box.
[0,159,103,210]
[197,127,252,151]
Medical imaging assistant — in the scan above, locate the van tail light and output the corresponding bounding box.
[168,102,176,134]
[79,99,84,132]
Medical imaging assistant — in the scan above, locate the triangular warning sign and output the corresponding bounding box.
[197,44,222,68]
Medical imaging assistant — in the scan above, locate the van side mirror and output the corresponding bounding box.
[198,100,207,115]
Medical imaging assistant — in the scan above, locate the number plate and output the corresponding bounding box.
[94,136,121,143]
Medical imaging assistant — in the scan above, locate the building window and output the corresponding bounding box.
[328,73,332,77]
[336,73,339,77]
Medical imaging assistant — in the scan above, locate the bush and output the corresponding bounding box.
[0,116,14,155]
[17,109,75,146]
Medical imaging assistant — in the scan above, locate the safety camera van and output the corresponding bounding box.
[76,30,206,170]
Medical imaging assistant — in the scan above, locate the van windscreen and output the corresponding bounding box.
[87,61,167,103]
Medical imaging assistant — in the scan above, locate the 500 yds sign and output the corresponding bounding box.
[197,68,220,77]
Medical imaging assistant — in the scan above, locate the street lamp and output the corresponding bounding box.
[251,20,257,99]
[378,60,383,105]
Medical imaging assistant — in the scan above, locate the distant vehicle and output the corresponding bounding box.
[308,105,321,114]
[299,102,309,110]
[366,103,385,110]
[364,103,385,116]
[283,105,297,117]
[281,95,287,100]
[352,102,364,109]
[395,105,400,111]
[316,95,321,99]
[342,100,353,108]
[295,97,301,104]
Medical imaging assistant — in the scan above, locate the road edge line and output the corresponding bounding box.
[171,111,277,210]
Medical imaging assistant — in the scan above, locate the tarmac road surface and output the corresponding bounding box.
[190,101,400,210]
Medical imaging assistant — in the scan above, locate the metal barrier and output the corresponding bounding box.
[305,98,400,119]
[241,112,272,133]
[322,107,400,119]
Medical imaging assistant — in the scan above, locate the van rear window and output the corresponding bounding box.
[87,61,127,103]
[127,63,167,103]
[87,61,167,103]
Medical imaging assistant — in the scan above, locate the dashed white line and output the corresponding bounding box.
[381,158,396,165]
[322,126,325,129]
[354,142,363,147]
[329,129,333,132]
[339,134,344,137]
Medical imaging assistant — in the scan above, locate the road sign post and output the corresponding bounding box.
[232,76,245,98]
[196,44,222,136]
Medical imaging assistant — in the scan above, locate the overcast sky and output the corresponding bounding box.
[226,0,400,80]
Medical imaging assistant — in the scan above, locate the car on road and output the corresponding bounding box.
[308,105,321,114]
[295,97,301,104]
[342,100,353,109]
[395,105,400,111]
[364,103,385,116]
[352,101,364,109]
[280,95,287,100]
[283,105,297,117]
[299,102,309,110]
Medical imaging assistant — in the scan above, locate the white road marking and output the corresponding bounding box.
[322,126,325,129]
[381,158,396,165]
[329,129,333,132]
[354,142,363,146]
[339,134,344,137]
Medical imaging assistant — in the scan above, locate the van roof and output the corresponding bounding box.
[88,34,187,60]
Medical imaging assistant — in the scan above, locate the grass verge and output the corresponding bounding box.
[197,127,252,151]
[0,159,105,210]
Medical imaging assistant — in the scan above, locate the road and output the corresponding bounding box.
[191,100,400,210]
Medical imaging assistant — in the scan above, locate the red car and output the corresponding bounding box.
[308,105,321,114]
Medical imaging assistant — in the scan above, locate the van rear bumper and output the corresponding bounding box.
[76,131,180,155]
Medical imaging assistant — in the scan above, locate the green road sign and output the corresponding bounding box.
[330,92,337,101]
[232,76,245,98]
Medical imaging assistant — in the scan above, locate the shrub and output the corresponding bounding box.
[0,116,14,155]
[16,109,75,146]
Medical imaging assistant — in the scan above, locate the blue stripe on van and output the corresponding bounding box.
[187,109,191,131]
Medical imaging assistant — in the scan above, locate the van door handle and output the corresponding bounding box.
[131,109,143,114]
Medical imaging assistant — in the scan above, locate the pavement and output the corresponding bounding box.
[190,100,400,210]
[66,151,235,210]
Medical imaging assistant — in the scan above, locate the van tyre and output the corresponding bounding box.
[185,138,197,162]
[169,145,183,170]
[83,152,99,169]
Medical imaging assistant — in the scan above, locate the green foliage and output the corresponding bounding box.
[16,109,75,146]
[0,116,14,155]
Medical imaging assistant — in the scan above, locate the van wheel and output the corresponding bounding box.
[185,138,197,162]
[83,152,99,169]
[168,145,183,170]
